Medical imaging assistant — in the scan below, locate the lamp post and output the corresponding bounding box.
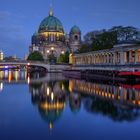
[50,47,56,64]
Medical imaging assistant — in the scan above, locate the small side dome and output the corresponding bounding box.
[70,25,81,34]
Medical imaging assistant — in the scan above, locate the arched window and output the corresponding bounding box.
[74,35,78,40]
[51,34,53,42]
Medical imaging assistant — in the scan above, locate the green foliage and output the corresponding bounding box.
[91,31,117,50]
[48,53,57,63]
[57,51,69,63]
[136,41,140,45]
[79,30,117,53]
[78,26,140,53]
[27,51,44,61]
[110,26,140,42]
[78,44,91,53]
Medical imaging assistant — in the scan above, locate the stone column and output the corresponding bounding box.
[111,53,113,64]
[103,54,105,64]
[98,55,100,64]
[135,50,138,64]
[93,55,95,64]
[114,52,117,64]
[100,55,102,64]
[129,51,132,63]
[120,51,124,65]
[107,54,109,64]
[101,55,103,64]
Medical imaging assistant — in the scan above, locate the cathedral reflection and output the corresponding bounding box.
[29,79,83,130]
[69,93,81,113]
[29,81,66,130]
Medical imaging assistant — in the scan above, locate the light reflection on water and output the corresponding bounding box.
[0,70,140,140]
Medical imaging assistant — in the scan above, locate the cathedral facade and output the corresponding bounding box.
[29,7,81,61]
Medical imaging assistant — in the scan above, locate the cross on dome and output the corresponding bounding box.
[49,1,53,16]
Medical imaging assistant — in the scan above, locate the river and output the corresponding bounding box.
[0,70,140,140]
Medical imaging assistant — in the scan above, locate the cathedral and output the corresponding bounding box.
[29,7,81,61]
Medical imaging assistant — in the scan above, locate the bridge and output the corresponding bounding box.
[0,61,71,72]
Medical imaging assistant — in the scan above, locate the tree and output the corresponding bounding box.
[84,32,95,45]
[78,26,140,54]
[57,54,65,63]
[92,31,117,50]
[110,26,140,42]
[78,44,91,53]
[48,53,57,63]
[57,51,70,63]
[27,51,44,61]
[79,30,117,53]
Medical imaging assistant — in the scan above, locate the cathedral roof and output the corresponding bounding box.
[38,8,64,33]
[70,25,81,34]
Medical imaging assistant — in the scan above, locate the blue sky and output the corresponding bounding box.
[0,0,140,58]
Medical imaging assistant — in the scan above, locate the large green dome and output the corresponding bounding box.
[38,14,64,33]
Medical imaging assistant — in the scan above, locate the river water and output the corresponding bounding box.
[0,70,140,140]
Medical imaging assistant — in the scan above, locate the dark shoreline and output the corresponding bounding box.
[63,69,140,84]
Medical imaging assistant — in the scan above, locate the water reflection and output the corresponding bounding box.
[0,70,28,84]
[29,81,66,130]
[69,93,81,113]
[28,77,140,131]
[1,69,140,128]
[71,79,140,121]
[0,69,48,86]
[0,83,3,92]
[71,79,140,107]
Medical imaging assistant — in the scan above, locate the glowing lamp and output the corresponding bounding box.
[51,47,54,51]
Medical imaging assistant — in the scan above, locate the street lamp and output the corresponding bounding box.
[51,47,54,51]
[50,47,56,64]
[47,50,50,54]
[61,51,65,55]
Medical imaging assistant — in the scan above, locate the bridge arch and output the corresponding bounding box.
[0,61,50,71]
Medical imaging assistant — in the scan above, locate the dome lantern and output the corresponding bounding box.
[49,4,53,16]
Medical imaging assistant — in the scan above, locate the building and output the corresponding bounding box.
[72,43,140,66]
[29,7,81,61]
[0,50,4,61]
